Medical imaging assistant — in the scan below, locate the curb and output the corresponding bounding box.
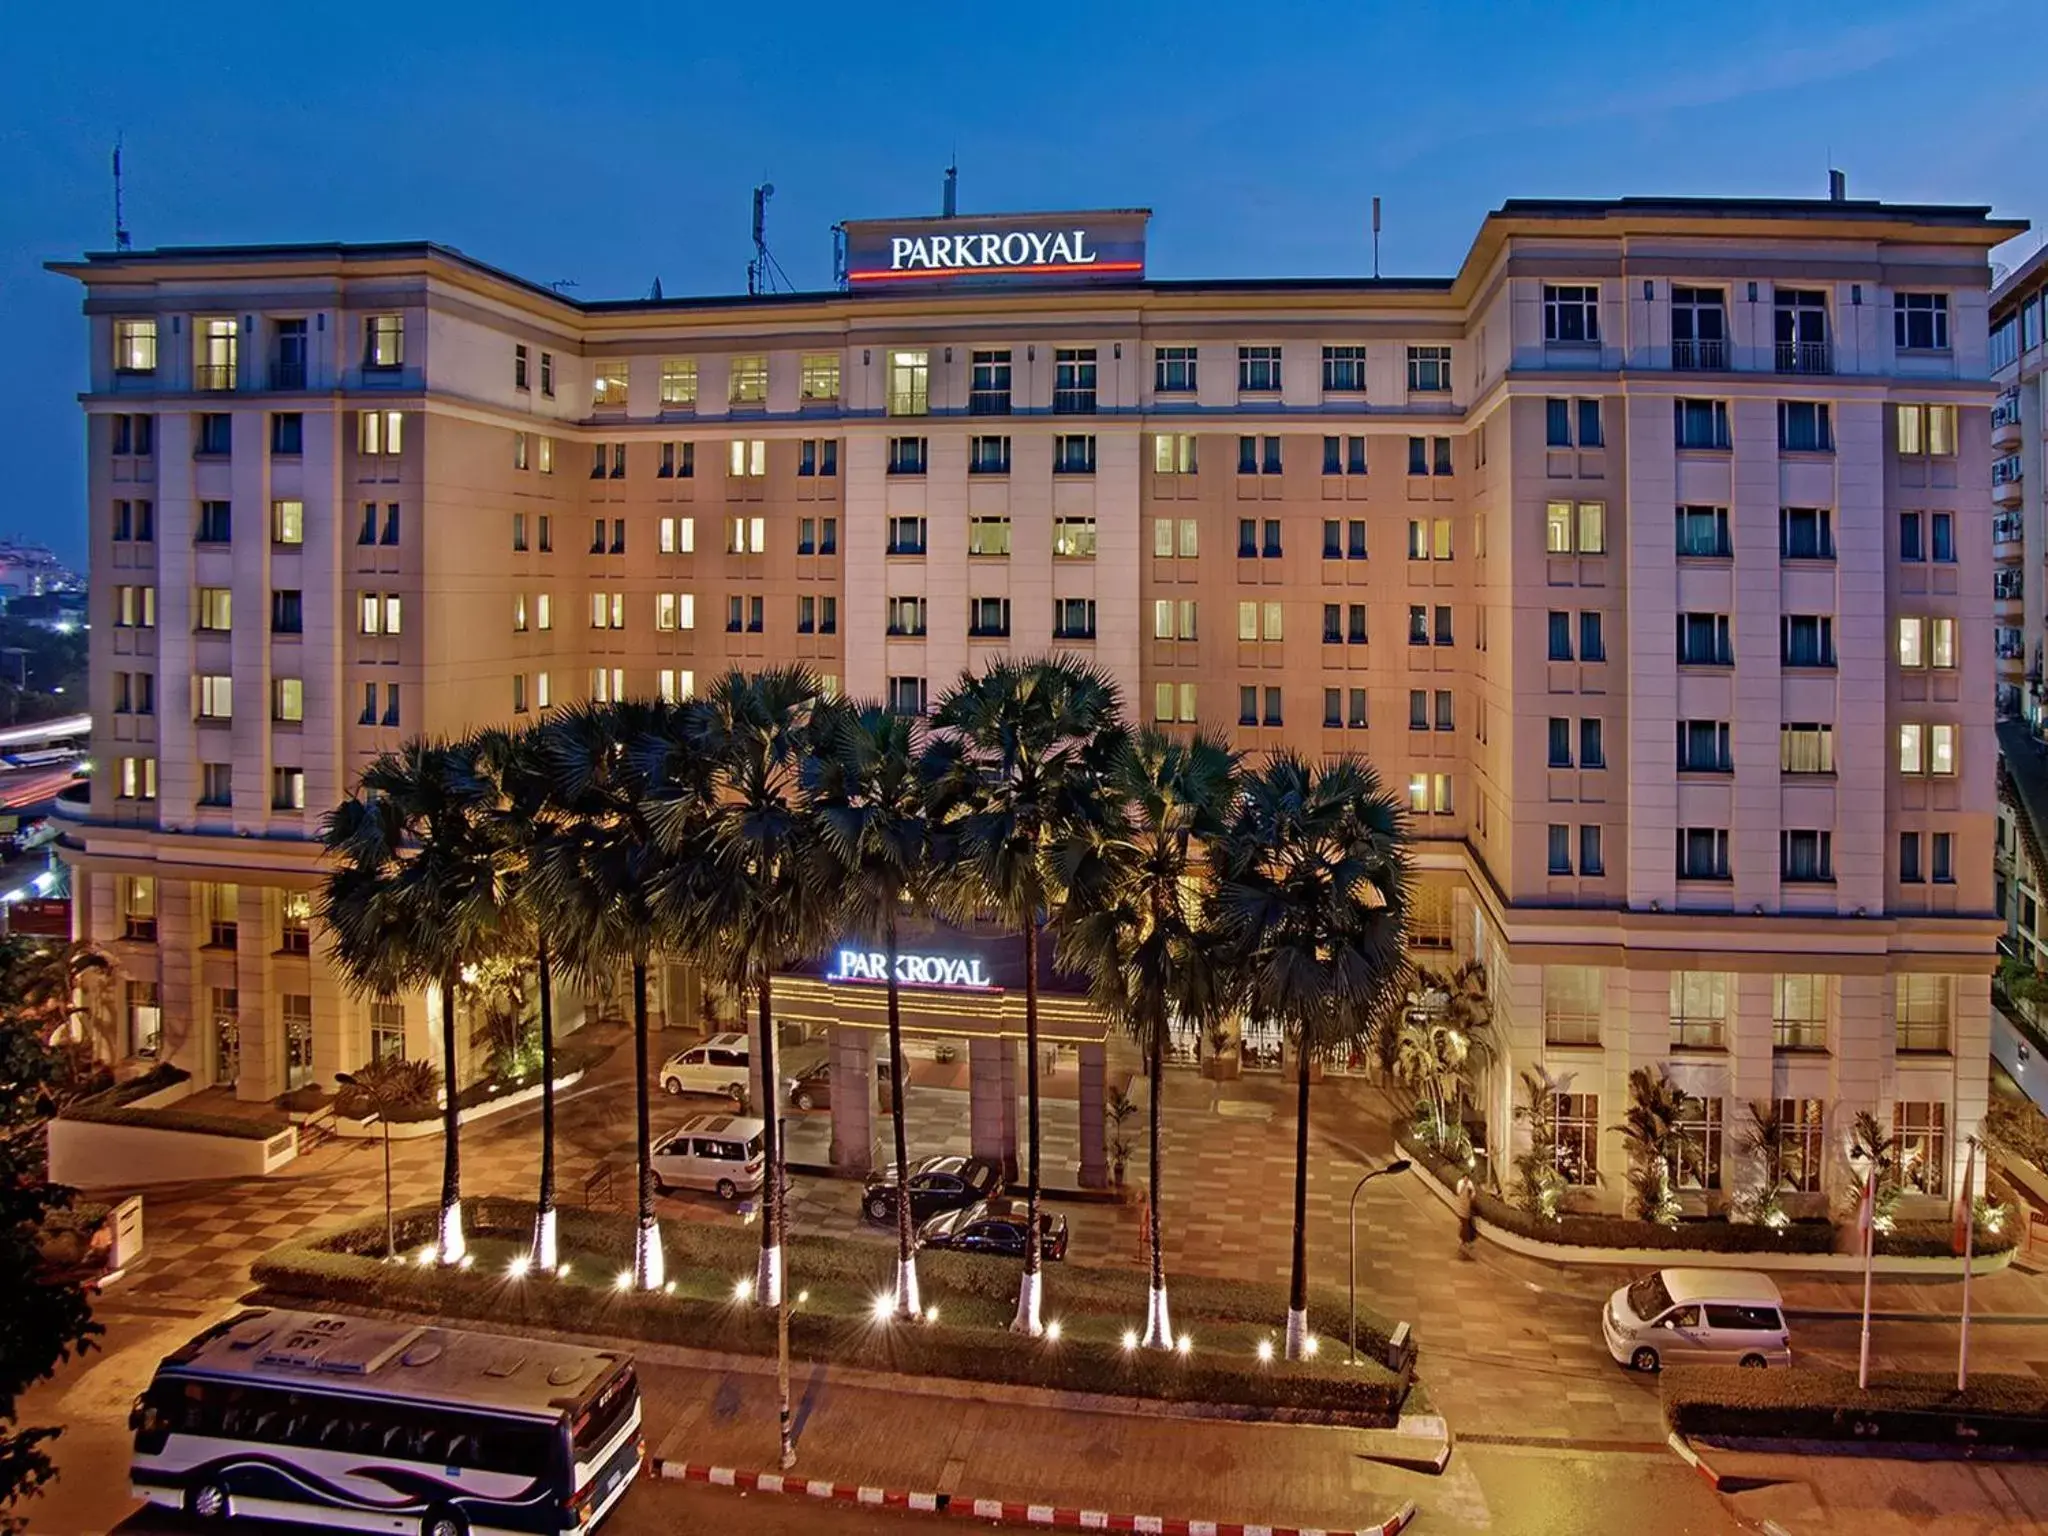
[1664,1431,1781,1496]
[651,1456,1419,1535]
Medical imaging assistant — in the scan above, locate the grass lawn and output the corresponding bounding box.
[252,1197,1411,1424]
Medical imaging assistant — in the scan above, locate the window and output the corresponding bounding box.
[268,498,306,547]
[1053,434,1097,474]
[1547,611,1573,661]
[196,413,232,454]
[1893,292,1950,351]
[1893,1101,1949,1195]
[1544,500,1603,554]
[969,597,1011,638]
[1154,346,1197,393]
[970,435,1012,475]
[589,667,626,704]
[1405,773,1452,815]
[1580,825,1605,876]
[1677,720,1732,773]
[1780,723,1835,774]
[888,350,929,416]
[268,676,305,724]
[1237,600,1283,641]
[115,584,157,629]
[1262,687,1283,726]
[1677,827,1731,881]
[270,589,303,635]
[363,313,403,369]
[1237,436,1282,475]
[967,516,1012,557]
[1900,831,1923,883]
[195,318,238,390]
[1553,1094,1600,1184]
[1899,722,1957,775]
[1545,398,1603,448]
[1406,345,1450,392]
[888,676,928,715]
[269,765,305,812]
[196,587,233,632]
[1546,824,1573,874]
[1677,613,1732,667]
[1547,717,1572,767]
[1580,718,1604,768]
[1320,435,1368,476]
[887,596,928,637]
[591,360,628,409]
[1780,507,1834,560]
[114,317,157,372]
[1671,506,1731,562]
[1781,829,1834,882]
[1322,345,1366,392]
[1674,399,1731,450]
[111,413,153,456]
[1153,433,1197,474]
[357,592,398,635]
[1237,345,1281,393]
[1674,1098,1724,1191]
[1408,436,1452,476]
[661,357,698,407]
[728,354,768,405]
[1670,971,1728,1049]
[1895,976,1952,1054]
[799,352,839,402]
[1543,284,1600,343]
[1932,831,1954,884]
[1053,347,1097,413]
[534,592,552,630]
[1544,967,1603,1045]
[513,344,530,391]
[1770,976,1830,1052]
[1152,681,1199,723]
[1897,403,1957,457]
[196,674,234,722]
[1053,517,1097,558]
[887,516,927,556]
[192,500,232,544]
[539,350,554,397]
[1778,401,1833,452]
[1931,511,1954,562]
[1771,1098,1825,1191]
[657,668,695,704]
[116,755,157,801]
[358,409,403,455]
[887,437,928,476]
[1323,688,1344,729]
[1671,287,1729,369]
[1899,510,1925,561]
[1781,614,1836,668]
[1053,598,1097,639]
[1774,289,1830,372]
[270,413,303,456]
[1152,598,1198,640]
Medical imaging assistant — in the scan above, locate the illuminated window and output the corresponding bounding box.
[592,360,629,409]
[537,436,554,474]
[114,317,157,372]
[195,318,238,390]
[272,500,304,545]
[364,314,404,368]
[273,678,304,723]
[197,587,232,631]
[1153,433,1197,474]
[358,410,403,455]
[800,353,840,401]
[661,357,698,406]
[1773,975,1830,1051]
[1053,518,1098,559]
[729,440,767,478]
[197,675,233,721]
[888,350,930,416]
[729,354,768,405]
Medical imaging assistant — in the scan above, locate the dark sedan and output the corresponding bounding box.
[861,1154,1002,1226]
[915,1197,1069,1262]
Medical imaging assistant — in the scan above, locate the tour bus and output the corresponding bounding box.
[129,1308,642,1534]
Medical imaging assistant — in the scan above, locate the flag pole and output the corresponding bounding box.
[1958,1135,1978,1393]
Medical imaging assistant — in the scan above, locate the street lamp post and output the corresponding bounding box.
[336,1071,394,1258]
[775,1113,794,1471]
[1348,1158,1411,1366]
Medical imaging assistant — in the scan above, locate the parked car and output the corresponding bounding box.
[650,1112,766,1200]
[862,1154,1002,1226]
[789,1061,830,1111]
[659,1033,795,1104]
[915,1197,1068,1261]
[1602,1267,1792,1372]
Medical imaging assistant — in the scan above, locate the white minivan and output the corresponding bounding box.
[1602,1267,1793,1372]
[650,1113,766,1200]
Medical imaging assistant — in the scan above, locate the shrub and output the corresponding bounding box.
[1665,1364,2048,1448]
[67,1063,189,1113]
[1874,1217,2019,1258]
[57,1104,283,1140]
[252,1200,1409,1424]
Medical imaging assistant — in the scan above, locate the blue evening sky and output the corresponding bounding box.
[2,0,2043,567]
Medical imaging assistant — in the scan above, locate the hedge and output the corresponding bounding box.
[81,1063,190,1110]
[1665,1364,2048,1448]
[1397,1129,2018,1258]
[251,1199,1409,1425]
[61,1066,283,1140]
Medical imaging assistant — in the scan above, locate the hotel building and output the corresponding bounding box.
[53,193,2017,1210]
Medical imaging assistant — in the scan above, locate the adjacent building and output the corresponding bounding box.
[52,192,2018,1212]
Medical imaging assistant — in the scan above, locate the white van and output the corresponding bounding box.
[1602,1267,1793,1372]
[658,1033,752,1100]
[649,1113,766,1200]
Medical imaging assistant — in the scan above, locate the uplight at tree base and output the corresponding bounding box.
[438,1203,466,1265]
[758,1242,783,1307]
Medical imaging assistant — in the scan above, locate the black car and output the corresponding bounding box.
[861,1154,1002,1226]
[915,1198,1069,1262]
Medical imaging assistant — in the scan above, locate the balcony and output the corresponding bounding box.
[1996,567,2025,602]
[1998,630,2026,661]
[1994,512,2025,547]
[268,359,307,391]
[1774,340,1832,375]
[1994,389,2023,450]
[1671,337,1728,371]
[193,363,237,392]
[1995,455,2025,508]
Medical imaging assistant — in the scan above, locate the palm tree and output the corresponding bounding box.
[931,657,1126,1337]
[1616,1065,1695,1226]
[666,668,838,1307]
[1215,753,1410,1358]
[473,724,566,1271]
[1393,963,1494,1158]
[805,697,941,1319]
[320,739,507,1264]
[529,700,679,1289]
[1059,728,1238,1349]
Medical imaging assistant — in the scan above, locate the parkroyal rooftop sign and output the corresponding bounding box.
[842,209,1149,289]
[826,947,998,991]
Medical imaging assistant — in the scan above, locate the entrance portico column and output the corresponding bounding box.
[828,1026,874,1174]
[970,1036,1017,1180]
[1077,1042,1109,1189]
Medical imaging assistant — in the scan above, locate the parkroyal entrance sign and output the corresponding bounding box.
[841,209,1149,289]
[825,947,998,991]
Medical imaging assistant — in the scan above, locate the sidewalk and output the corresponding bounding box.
[1692,1441,2048,1535]
[633,1352,1428,1535]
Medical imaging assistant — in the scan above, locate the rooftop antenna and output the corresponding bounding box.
[112,136,131,251]
[748,182,794,296]
[1371,196,1381,279]
[648,276,664,301]
[831,224,848,291]
[1828,167,1846,202]
[943,157,958,218]
[544,278,579,295]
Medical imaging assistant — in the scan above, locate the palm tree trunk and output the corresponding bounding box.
[632,961,663,1289]
[1142,1007,1171,1350]
[437,971,465,1264]
[531,934,557,1271]
[1013,913,1043,1336]
[886,908,918,1320]
[1284,1035,1312,1358]
[755,970,784,1306]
